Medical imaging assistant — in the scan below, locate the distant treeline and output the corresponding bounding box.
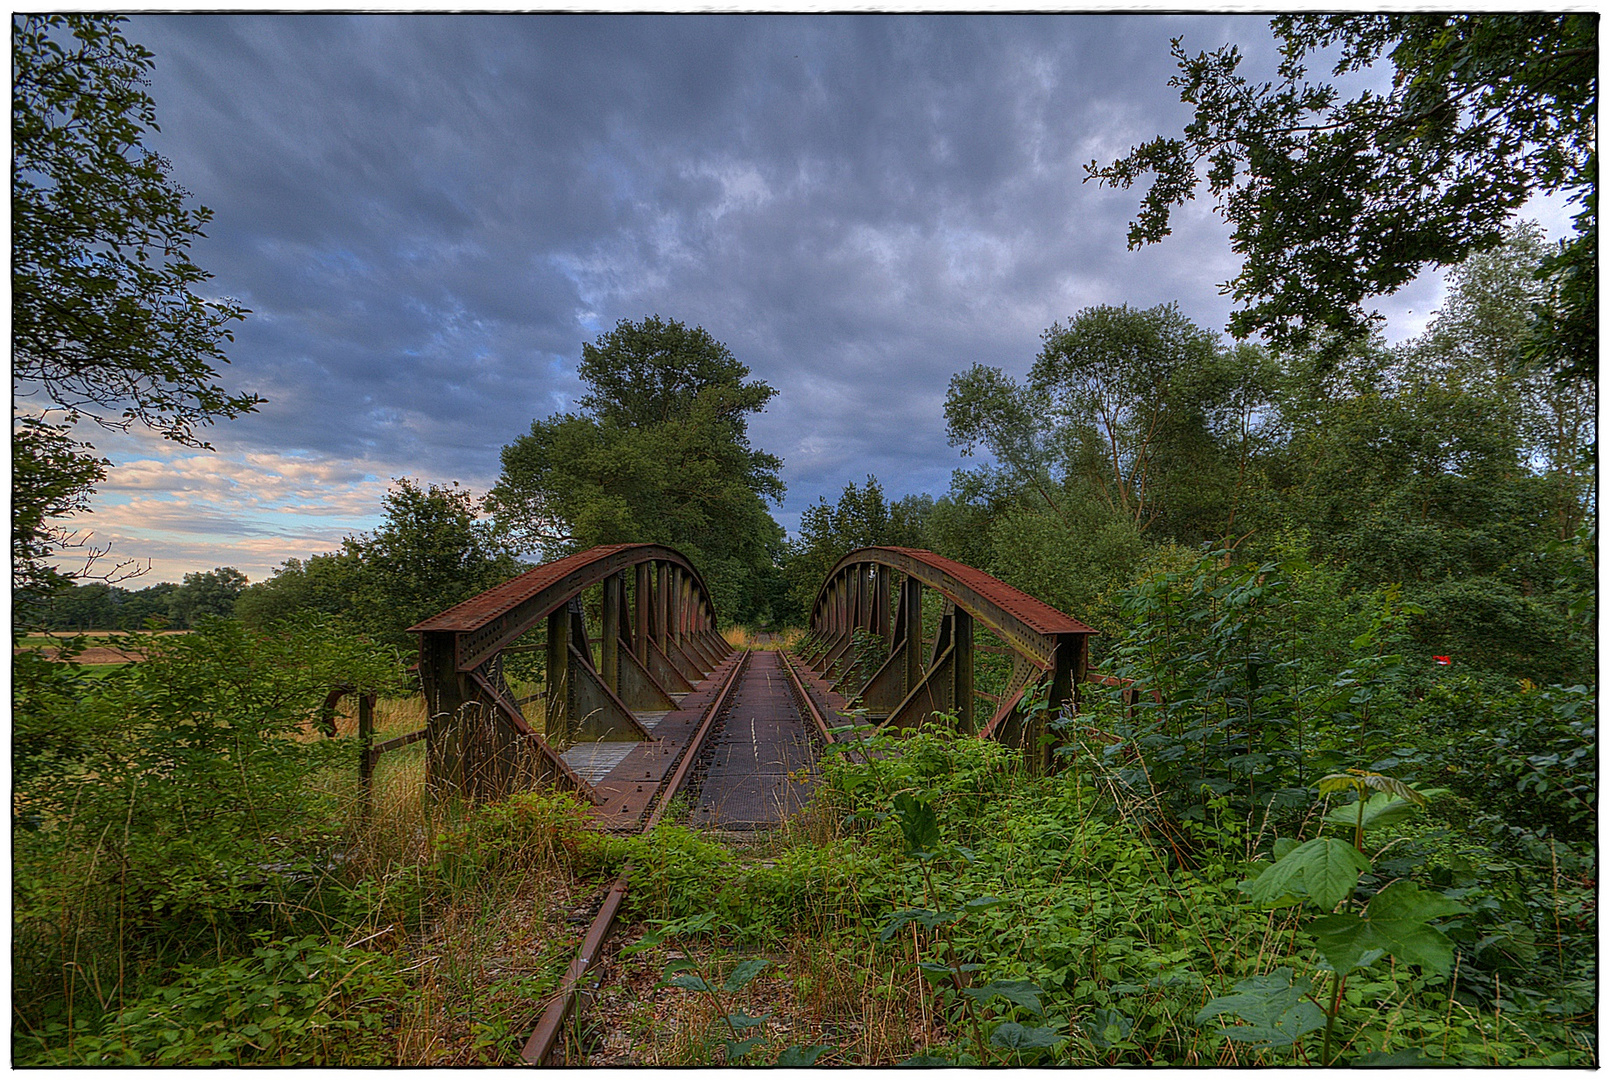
[30,567,247,632]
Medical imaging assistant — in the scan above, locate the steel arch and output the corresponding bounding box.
[410,543,731,802]
[801,547,1094,770]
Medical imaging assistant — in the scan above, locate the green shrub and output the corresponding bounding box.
[19,933,403,1066]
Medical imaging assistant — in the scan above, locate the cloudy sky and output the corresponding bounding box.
[50,12,1509,584]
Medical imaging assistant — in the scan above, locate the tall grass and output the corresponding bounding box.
[723,625,804,651]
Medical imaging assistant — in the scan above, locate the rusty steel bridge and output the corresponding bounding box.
[395,542,1097,1065]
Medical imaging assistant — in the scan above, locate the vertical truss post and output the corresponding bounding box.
[656,561,670,655]
[602,572,621,692]
[901,575,923,696]
[667,565,680,647]
[635,561,652,665]
[569,597,590,671]
[679,567,692,643]
[873,566,890,644]
[953,605,974,734]
[422,631,470,796]
[546,605,571,746]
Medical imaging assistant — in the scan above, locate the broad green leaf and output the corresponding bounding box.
[1317,771,1425,805]
[962,895,1004,913]
[1308,880,1468,975]
[892,793,940,853]
[775,1044,831,1066]
[899,1053,954,1066]
[878,907,962,942]
[1240,837,1371,911]
[722,958,769,993]
[723,1036,764,1061]
[961,978,1043,1015]
[1082,1007,1134,1050]
[1353,1048,1436,1066]
[663,973,712,992]
[1320,790,1440,834]
[916,960,982,985]
[618,930,665,956]
[724,1009,768,1031]
[1195,968,1326,1047]
[990,1021,1066,1053]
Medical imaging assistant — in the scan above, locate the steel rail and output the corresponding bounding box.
[776,648,836,745]
[520,649,752,1066]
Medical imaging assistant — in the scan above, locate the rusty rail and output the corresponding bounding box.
[776,648,836,746]
[520,649,751,1066]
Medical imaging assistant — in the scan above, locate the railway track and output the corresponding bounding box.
[522,648,854,1065]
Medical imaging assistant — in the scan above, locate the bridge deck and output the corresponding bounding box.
[686,651,817,830]
[567,649,746,832]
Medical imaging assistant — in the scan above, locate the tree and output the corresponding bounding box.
[11,418,110,611]
[166,567,248,628]
[233,552,360,631]
[234,480,522,647]
[488,316,786,624]
[1090,15,1596,374]
[1408,223,1595,540]
[341,480,522,647]
[12,15,261,611]
[947,304,1280,546]
[784,476,930,619]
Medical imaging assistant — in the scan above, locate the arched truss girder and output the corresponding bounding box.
[409,543,732,802]
[803,547,1095,771]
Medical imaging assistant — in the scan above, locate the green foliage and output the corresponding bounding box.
[489,315,786,624]
[340,479,523,646]
[595,824,734,921]
[946,304,1282,547]
[11,418,108,612]
[1091,14,1596,374]
[21,934,403,1066]
[1308,881,1467,976]
[31,566,248,631]
[12,14,261,607]
[784,475,930,620]
[13,617,406,1027]
[434,790,593,884]
[236,478,522,646]
[1067,548,1313,824]
[1240,838,1371,912]
[1195,969,1325,1048]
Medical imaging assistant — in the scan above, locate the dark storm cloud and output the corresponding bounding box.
[130,13,1293,522]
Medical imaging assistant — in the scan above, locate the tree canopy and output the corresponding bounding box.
[1089,15,1597,375]
[784,476,931,620]
[488,315,787,624]
[12,14,261,613]
[947,303,1280,547]
[236,479,522,648]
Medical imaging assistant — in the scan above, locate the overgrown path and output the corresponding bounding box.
[527,646,853,1062]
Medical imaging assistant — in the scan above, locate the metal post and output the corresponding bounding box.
[900,576,923,697]
[358,691,375,815]
[874,566,890,643]
[635,561,652,665]
[602,573,621,691]
[546,606,570,745]
[656,562,670,653]
[953,606,974,734]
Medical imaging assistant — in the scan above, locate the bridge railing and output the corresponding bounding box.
[408,543,732,803]
[800,547,1095,773]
